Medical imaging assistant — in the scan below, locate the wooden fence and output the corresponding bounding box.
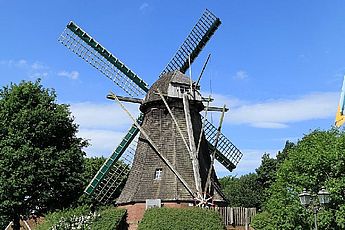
[214,207,256,228]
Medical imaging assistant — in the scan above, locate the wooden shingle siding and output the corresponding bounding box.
[117,71,226,205]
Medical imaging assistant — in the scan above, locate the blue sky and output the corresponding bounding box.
[1,1,345,177]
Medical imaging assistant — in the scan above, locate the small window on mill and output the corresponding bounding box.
[154,168,162,180]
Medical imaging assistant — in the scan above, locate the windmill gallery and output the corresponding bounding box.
[59,9,243,226]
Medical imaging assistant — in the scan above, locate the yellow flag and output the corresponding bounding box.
[335,76,345,127]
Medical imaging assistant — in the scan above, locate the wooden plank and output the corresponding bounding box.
[183,93,202,193]
[245,208,248,230]
[107,94,143,104]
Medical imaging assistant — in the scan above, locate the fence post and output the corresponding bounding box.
[245,208,249,230]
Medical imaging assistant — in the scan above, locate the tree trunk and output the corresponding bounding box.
[12,213,20,230]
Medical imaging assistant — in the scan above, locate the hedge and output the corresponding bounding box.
[35,205,126,230]
[91,206,126,229]
[138,207,226,230]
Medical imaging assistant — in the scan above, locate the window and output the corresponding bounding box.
[179,86,190,94]
[154,168,162,180]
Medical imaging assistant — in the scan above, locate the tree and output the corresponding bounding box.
[256,141,294,191]
[0,80,87,229]
[220,142,294,210]
[256,153,277,191]
[220,173,262,208]
[82,157,106,186]
[252,129,345,230]
[77,156,106,206]
[255,141,294,206]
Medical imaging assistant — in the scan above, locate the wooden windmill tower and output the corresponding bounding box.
[59,9,243,212]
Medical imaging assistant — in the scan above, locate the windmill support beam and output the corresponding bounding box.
[196,96,210,157]
[205,105,226,194]
[204,106,229,112]
[202,97,214,102]
[157,89,192,155]
[107,94,143,104]
[183,93,202,193]
[108,92,196,198]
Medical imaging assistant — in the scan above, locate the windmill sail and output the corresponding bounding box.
[160,9,221,76]
[335,75,345,127]
[84,116,142,203]
[203,116,243,171]
[59,21,149,97]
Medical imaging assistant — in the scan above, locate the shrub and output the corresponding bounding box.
[138,207,226,230]
[91,207,126,229]
[251,211,276,230]
[36,206,91,230]
[35,205,126,230]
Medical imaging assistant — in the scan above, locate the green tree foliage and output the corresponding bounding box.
[254,141,294,207]
[252,129,345,230]
[219,142,294,210]
[138,207,226,230]
[82,157,106,185]
[220,173,262,208]
[77,156,106,206]
[256,141,294,191]
[256,153,278,191]
[0,80,87,229]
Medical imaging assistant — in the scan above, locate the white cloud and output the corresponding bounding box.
[0,59,28,68]
[70,102,139,130]
[139,2,150,13]
[203,92,243,108]
[31,61,48,70]
[78,129,126,157]
[233,70,248,80]
[210,92,338,128]
[0,59,50,79]
[253,122,288,129]
[29,72,49,79]
[69,102,141,157]
[17,59,28,67]
[58,70,79,80]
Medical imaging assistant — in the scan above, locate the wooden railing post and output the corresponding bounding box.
[245,208,249,230]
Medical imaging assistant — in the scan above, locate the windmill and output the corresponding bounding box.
[59,9,243,208]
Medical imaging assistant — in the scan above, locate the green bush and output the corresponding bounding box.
[36,206,91,230]
[138,207,226,230]
[35,205,126,230]
[91,207,126,229]
[251,211,276,230]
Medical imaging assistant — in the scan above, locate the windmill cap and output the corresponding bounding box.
[140,70,203,112]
